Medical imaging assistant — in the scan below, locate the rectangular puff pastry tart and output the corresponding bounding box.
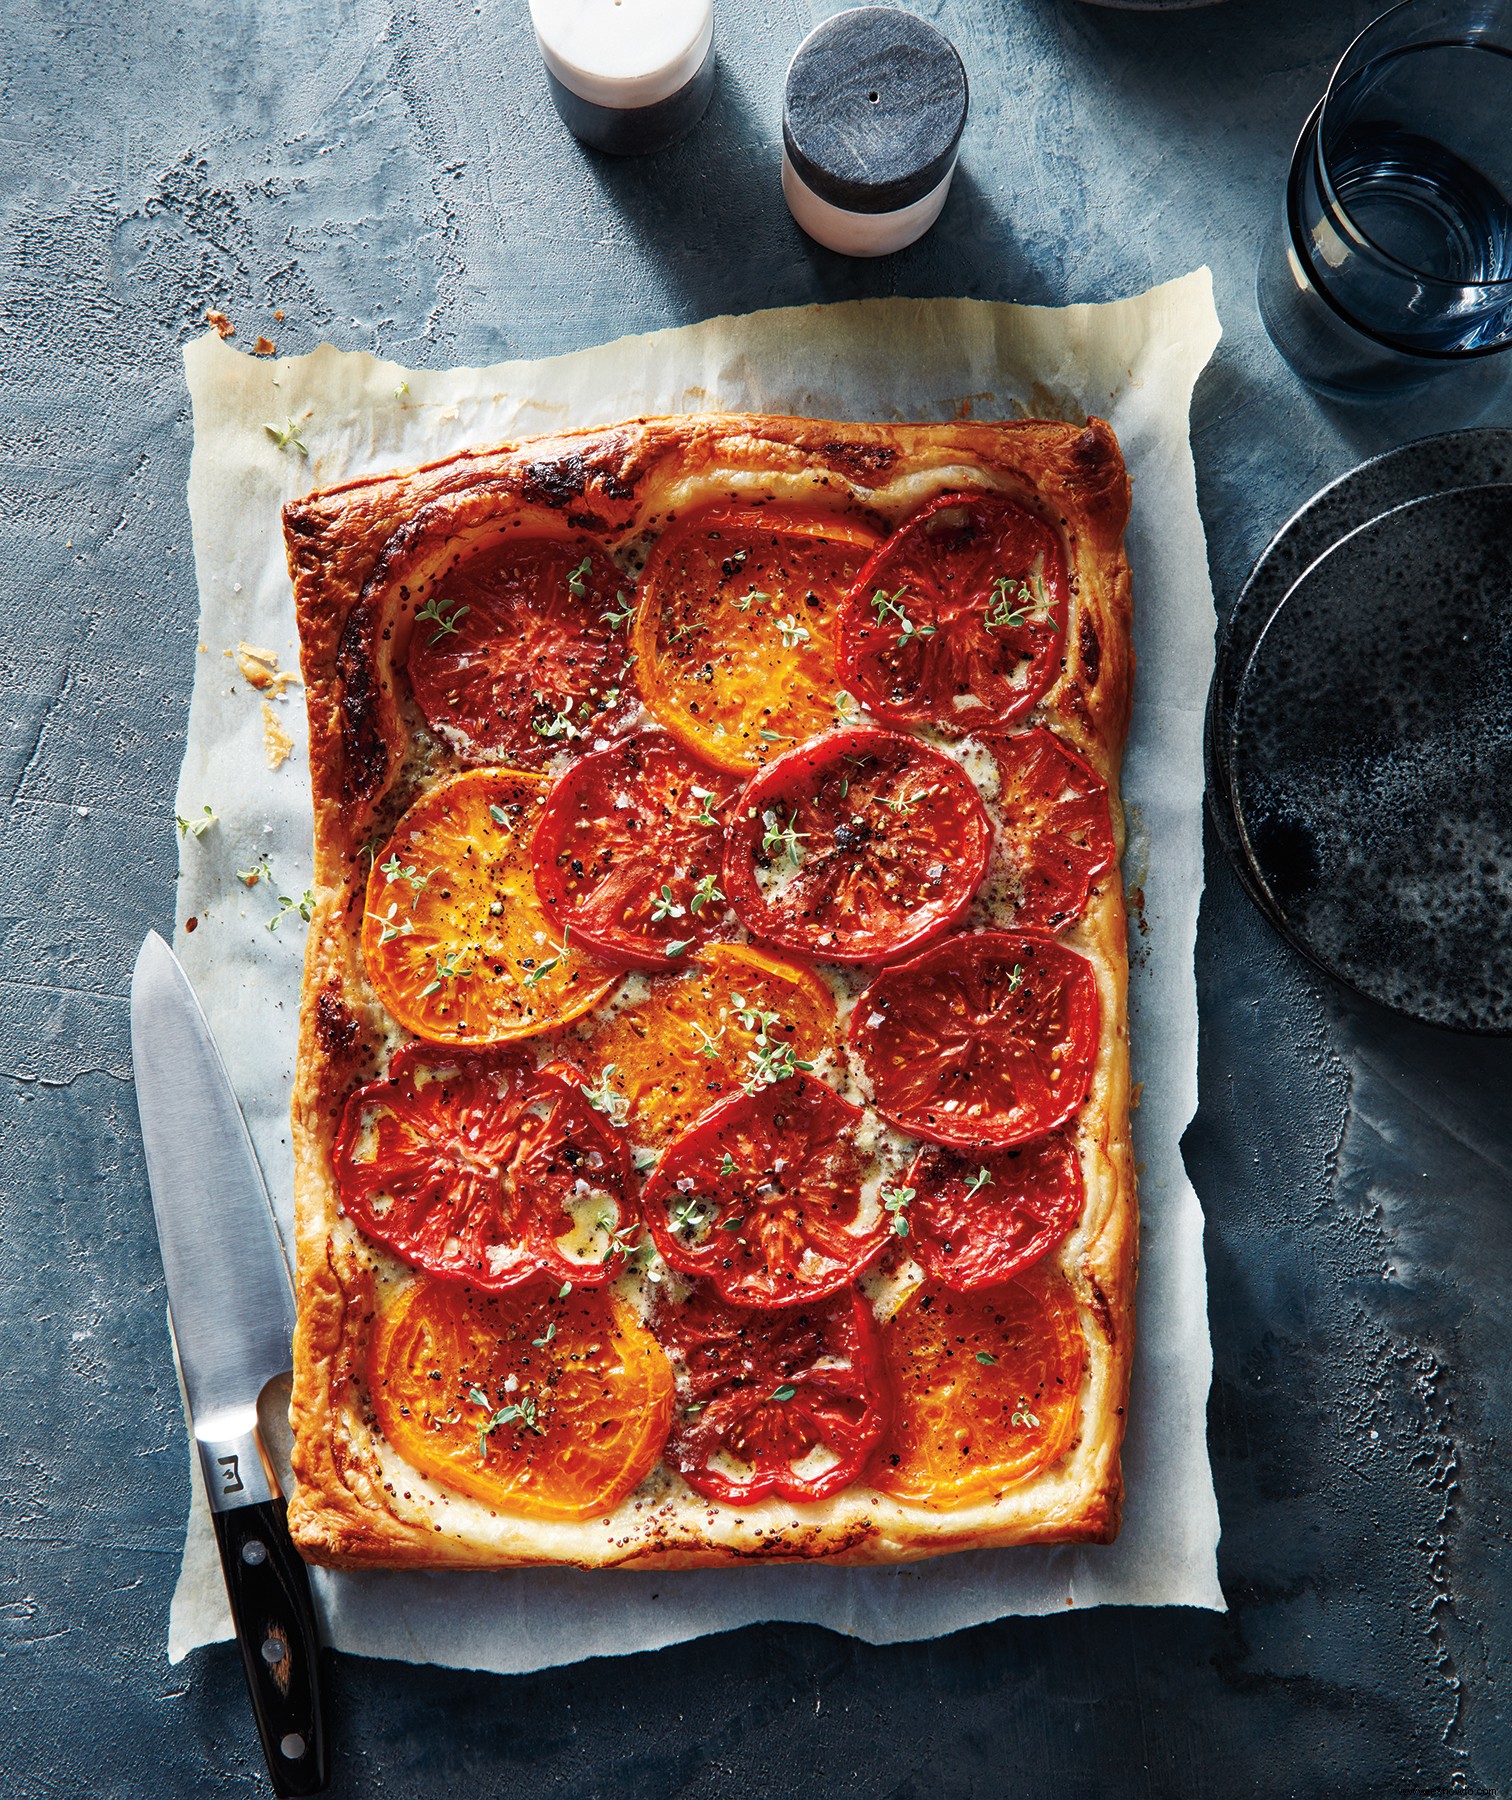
[281,412,1136,1570]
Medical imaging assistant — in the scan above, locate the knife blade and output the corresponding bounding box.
[132,930,328,1797]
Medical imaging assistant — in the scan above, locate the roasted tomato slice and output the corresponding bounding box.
[850,930,1099,1148]
[904,1134,1084,1290]
[658,1285,887,1505]
[868,1269,1085,1506]
[362,769,620,1044]
[631,505,879,773]
[722,728,992,965]
[837,492,1067,734]
[333,1043,634,1290]
[530,731,741,969]
[568,942,838,1146]
[986,729,1115,932]
[642,1075,889,1307]
[406,535,633,766]
[370,1278,674,1521]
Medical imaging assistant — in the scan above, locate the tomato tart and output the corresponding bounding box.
[281,413,1135,1570]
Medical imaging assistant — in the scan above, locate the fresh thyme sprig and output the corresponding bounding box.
[736,1001,816,1091]
[582,1064,629,1127]
[871,586,936,648]
[379,853,429,893]
[669,1195,714,1240]
[984,571,1052,632]
[419,945,473,998]
[267,889,315,932]
[600,590,635,629]
[760,808,807,867]
[689,873,723,913]
[521,927,572,988]
[263,417,307,456]
[650,884,685,923]
[531,696,581,743]
[366,901,413,947]
[466,1385,543,1460]
[882,1184,915,1237]
[416,595,469,644]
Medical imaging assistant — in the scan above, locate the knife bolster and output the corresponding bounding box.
[197,1408,278,1513]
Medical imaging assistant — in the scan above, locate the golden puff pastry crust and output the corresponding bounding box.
[281,413,1136,1571]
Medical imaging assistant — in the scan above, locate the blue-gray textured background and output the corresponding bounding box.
[4,0,1511,1794]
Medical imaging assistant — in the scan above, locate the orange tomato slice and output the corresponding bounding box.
[362,768,620,1044]
[369,1277,674,1521]
[572,942,838,1145]
[869,1268,1085,1506]
[631,505,880,772]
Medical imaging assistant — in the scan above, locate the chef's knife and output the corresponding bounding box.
[131,930,327,1796]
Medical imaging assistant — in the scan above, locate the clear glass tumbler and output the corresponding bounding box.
[1258,0,1512,397]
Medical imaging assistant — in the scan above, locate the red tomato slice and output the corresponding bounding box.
[657,1285,887,1505]
[988,729,1115,932]
[642,1076,890,1307]
[530,731,741,970]
[407,536,633,766]
[850,931,1099,1149]
[837,492,1067,734]
[332,1043,634,1290]
[722,727,992,965]
[904,1134,1084,1290]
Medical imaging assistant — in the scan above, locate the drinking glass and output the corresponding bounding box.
[1258,0,1512,397]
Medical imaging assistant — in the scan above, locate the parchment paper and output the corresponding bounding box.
[169,274,1224,1672]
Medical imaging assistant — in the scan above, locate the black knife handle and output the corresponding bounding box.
[211,1497,329,1796]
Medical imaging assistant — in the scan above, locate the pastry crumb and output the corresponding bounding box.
[274,308,286,321]
[206,309,235,339]
[237,641,303,698]
[254,335,277,357]
[262,701,294,768]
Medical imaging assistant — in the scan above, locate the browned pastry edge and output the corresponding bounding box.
[281,412,1137,1571]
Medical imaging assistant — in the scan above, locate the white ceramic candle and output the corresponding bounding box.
[782,7,968,259]
[529,0,716,156]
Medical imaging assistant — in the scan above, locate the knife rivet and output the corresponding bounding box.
[241,1539,268,1566]
[261,1635,285,1665]
[280,1734,307,1760]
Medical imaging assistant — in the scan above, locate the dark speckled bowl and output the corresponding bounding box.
[1208,428,1512,1033]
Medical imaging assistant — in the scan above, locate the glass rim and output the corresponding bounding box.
[1315,0,1512,291]
[1286,102,1512,361]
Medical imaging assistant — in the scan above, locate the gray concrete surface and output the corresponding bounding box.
[4,0,1511,1793]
